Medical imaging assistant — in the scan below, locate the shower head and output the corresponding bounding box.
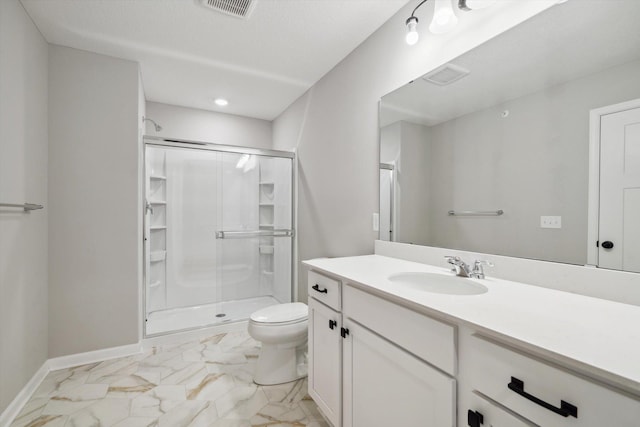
[143,116,163,132]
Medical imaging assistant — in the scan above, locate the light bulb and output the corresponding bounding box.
[405,17,419,46]
[214,98,228,106]
[429,0,458,34]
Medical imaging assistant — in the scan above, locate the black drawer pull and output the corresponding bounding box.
[329,320,337,330]
[467,410,484,427]
[508,377,578,418]
[312,284,328,294]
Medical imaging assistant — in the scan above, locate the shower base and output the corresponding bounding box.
[146,295,281,336]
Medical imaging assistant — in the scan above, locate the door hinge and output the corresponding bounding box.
[340,327,350,339]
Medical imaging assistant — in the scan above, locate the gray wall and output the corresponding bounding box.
[272,1,558,300]
[48,45,141,357]
[425,59,640,265]
[0,0,49,413]
[145,102,272,149]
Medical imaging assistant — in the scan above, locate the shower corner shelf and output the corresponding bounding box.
[259,245,274,255]
[259,203,274,207]
[150,175,167,180]
[150,250,166,262]
[259,224,274,228]
[150,225,167,230]
[150,200,167,205]
[259,181,274,185]
[149,280,161,288]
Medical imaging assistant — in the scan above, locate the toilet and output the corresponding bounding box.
[248,302,309,385]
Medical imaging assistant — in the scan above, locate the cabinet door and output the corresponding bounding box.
[343,320,456,427]
[308,297,342,427]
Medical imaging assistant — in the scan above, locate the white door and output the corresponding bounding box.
[308,297,342,427]
[599,107,640,272]
[342,320,455,427]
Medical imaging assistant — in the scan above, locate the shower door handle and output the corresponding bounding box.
[312,284,328,294]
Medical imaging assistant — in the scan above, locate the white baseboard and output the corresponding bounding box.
[0,362,49,427]
[1,322,244,426]
[47,342,143,371]
[0,342,142,427]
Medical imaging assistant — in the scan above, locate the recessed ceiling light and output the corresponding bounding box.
[213,98,229,106]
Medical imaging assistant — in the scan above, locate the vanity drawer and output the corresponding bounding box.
[468,334,640,427]
[308,270,341,310]
[343,284,456,376]
[465,391,534,427]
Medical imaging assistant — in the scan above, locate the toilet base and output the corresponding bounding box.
[253,342,308,385]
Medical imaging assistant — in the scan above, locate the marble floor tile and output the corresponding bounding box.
[10,330,329,427]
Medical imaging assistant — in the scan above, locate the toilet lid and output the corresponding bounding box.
[250,302,308,324]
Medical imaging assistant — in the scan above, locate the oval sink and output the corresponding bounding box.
[388,272,488,295]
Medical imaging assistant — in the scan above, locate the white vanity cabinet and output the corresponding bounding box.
[306,259,640,427]
[308,269,456,427]
[308,271,343,427]
[460,332,640,427]
[341,285,456,427]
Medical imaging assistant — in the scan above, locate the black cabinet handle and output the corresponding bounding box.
[312,284,328,294]
[508,377,578,418]
[467,410,484,427]
[601,240,614,249]
[329,320,337,330]
[341,327,350,339]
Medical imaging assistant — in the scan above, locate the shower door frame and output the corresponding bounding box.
[142,135,296,338]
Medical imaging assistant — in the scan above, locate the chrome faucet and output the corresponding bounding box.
[445,256,494,279]
[445,256,472,277]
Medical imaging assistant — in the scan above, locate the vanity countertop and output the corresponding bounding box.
[303,254,640,395]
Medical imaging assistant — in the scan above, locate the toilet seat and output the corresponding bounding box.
[250,302,308,325]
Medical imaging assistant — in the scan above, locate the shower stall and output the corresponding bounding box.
[143,137,294,336]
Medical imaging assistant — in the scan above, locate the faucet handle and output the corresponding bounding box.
[444,255,461,264]
[471,260,493,279]
[474,260,494,268]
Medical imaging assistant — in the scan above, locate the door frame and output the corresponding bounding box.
[587,98,640,266]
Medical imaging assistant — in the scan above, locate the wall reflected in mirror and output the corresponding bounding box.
[379,0,640,270]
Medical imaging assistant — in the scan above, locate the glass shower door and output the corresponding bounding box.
[144,141,294,336]
[216,153,293,322]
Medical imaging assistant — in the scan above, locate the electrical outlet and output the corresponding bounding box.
[372,213,379,232]
[540,216,561,229]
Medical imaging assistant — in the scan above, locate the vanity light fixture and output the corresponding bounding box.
[405,0,465,45]
[405,0,500,44]
[405,16,419,45]
[429,0,458,34]
[213,98,229,106]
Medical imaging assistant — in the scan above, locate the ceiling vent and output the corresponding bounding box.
[200,0,256,19]
[422,63,470,86]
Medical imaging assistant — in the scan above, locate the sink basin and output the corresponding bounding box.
[387,272,488,295]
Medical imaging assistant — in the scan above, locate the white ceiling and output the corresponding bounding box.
[380,0,640,128]
[21,0,408,121]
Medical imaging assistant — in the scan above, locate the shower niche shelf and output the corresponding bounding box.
[259,245,274,255]
[146,146,168,316]
[150,251,166,263]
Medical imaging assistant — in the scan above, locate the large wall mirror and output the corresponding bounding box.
[379,0,640,272]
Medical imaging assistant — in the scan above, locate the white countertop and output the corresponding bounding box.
[303,254,640,395]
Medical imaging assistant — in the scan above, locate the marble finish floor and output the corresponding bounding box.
[11,330,329,427]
